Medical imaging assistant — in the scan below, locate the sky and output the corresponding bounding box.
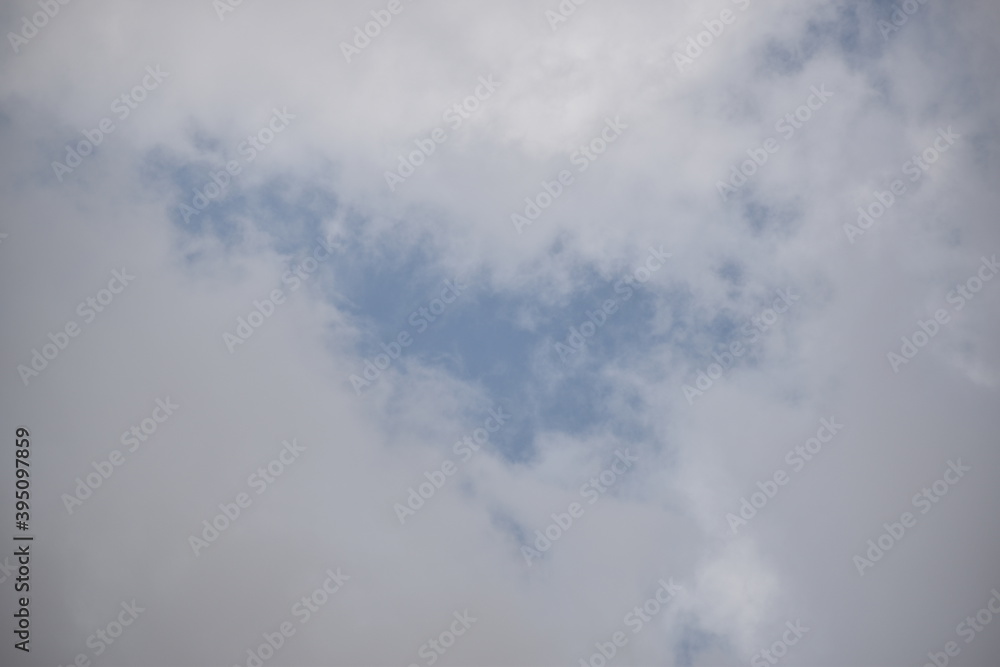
[1,0,999,665]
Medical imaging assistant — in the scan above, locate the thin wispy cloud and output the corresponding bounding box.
[1,1,999,665]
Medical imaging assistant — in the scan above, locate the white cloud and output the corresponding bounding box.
[2,0,999,665]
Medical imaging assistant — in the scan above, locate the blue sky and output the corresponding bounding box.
[2,1,1000,665]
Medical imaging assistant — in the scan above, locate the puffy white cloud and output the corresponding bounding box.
[1,0,999,665]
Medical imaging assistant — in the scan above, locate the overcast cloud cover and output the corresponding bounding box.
[1,0,999,665]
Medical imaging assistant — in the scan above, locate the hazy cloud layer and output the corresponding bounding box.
[1,1,999,666]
